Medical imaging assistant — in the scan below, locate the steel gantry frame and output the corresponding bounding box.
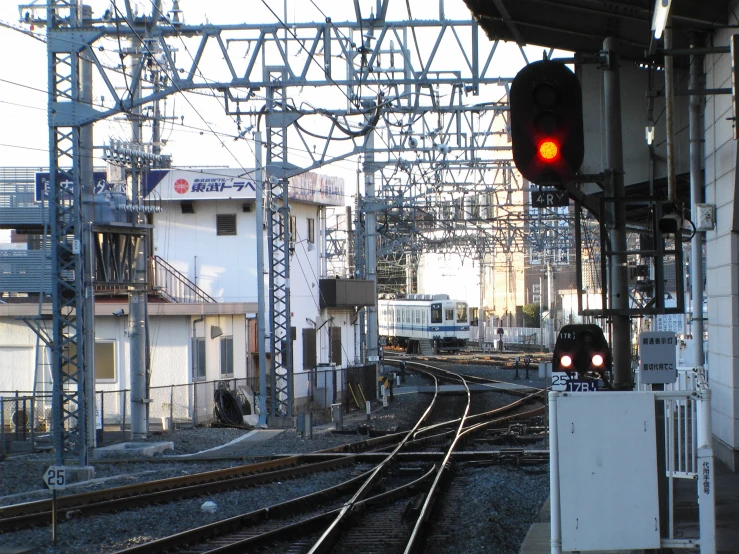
[23,0,578,452]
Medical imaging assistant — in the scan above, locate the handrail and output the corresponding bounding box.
[548,377,715,554]
[150,255,217,303]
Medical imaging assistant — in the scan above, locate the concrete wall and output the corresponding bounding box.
[580,62,690,185]
[152,197,334,375]
[704,4,739,466]
[191,314,248,382]
[153,200,260,303]
[0,320,37,393]
[0,315,205,395]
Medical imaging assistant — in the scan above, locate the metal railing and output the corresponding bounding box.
[549,367,715,553]
[0,394,35,457]
[150,255,217,303]
[0,365,366,454]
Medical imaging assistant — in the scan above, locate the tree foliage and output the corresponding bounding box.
[522,303,540,328]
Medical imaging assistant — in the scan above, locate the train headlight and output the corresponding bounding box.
[591,353,604,367]
[560,354,573,369]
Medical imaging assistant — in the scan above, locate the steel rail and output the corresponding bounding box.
[403,365,472,554]
[0,456,354,533]
[113,466,438,554]
[306,369,443,553]
[108,361,538,553]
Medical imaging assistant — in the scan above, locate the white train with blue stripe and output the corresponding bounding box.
[378,294,470,354]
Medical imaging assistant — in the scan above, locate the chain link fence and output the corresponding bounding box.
[0,394,35,457]
[1,364,377,455]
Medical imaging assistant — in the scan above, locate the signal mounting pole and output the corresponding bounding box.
[602,37,632,390]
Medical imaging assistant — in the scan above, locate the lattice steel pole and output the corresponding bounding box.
[47,0,88,465]
[266,68,296,419]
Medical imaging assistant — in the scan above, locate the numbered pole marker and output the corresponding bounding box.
[43,466,68,490]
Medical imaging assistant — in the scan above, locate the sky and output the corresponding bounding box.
[0,0,550,177]
[1,2,469,170]
[0,1,569,293]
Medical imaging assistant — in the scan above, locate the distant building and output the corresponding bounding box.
[0,166,373,428]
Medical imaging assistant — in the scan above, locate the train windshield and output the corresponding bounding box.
[456,303,468,323]
[431,303,442,323]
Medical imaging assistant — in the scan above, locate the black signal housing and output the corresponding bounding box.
[510,60,584,187]
[552,324,612,375]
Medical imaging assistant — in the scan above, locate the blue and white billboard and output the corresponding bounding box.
[34,171,122,201]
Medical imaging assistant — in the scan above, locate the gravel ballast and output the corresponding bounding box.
[0,361,550,553]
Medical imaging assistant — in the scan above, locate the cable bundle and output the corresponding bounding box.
[213,387,244,427]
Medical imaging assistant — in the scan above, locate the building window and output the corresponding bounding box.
[193,338,206,380]
[330,327,342,365]
[64,341,116,381]
[216,214,237,236]
[302,328,317,369]
[95,341,116,382]
[307,218,315,243]
[289,215,297,240]
[220,336,234,376]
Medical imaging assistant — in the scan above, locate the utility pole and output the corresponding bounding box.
[265,70,295,420]
[255,132,268,427]
[80,4,96,453]
[689,39,705,369]
[539,276,544,346]
[44,0,90,465]
[355,186,367,360]
[362,98,380,381]
[547,261,555,349]
[479,256,485,346]
[128,19,149,441]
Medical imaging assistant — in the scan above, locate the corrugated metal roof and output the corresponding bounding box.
[463,0,728,61]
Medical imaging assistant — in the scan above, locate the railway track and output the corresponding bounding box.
[107,360,547,553]
[1,358,549,552]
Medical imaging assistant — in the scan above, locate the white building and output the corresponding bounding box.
[0,166,375,428]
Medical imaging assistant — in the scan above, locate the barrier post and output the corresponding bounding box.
[549,391,562,554]
[1,397,5,457]
[121,389,127,432]
[697,387,716,553]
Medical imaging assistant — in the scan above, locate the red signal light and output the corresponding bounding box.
[591,354,604,367]
[538,139,559,162]
[560,354,572,369]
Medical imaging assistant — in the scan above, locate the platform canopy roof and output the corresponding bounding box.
[462,0,729,61]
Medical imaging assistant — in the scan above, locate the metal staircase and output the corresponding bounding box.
[418,339,435,355]
[150,255,217,303]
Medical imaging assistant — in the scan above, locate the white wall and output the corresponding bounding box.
[153,200,260,302]
[153,198,330,375]
[704,6,739,460]
[96,316,192,390]
[0,315,209,394]
[147,316,193,386]
[191,314,248,382]
[0,321,45,393]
